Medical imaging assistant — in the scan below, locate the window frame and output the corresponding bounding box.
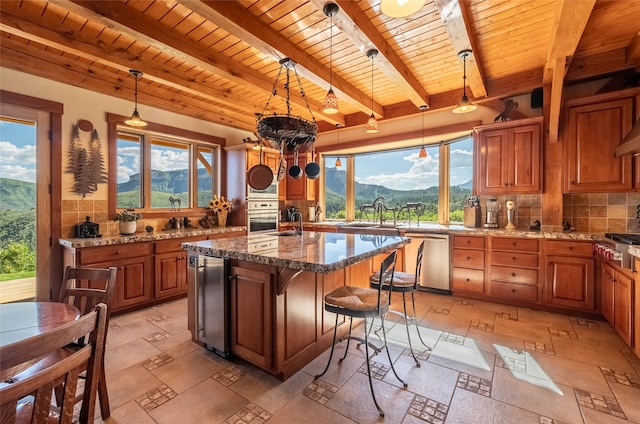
[320,135,472,225]
[107,113,225,219]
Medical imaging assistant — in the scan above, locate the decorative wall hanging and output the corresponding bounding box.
[66,120,108,197]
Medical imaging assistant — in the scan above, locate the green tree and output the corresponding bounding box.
[0,242,35,273]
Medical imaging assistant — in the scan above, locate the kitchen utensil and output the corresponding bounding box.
[484,198,501,228]
[247,143,274,190]
[288,151,303,179]
[287,207,299,222]
[305,147,320,179]
[505,200,516,229]
[277,155,287,181]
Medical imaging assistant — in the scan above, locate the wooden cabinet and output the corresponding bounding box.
[634,257,640,358]
[154,236,207,299]
[76,243,153,312]
[474,117,542,195]
[564,92,635,193]
[229,263,273,369]
[452,235,486,293]
[247,147,279,173]
[489,237,540,303]
[601,261,633,346]
[545,240,595,311]
[285,153,318,201]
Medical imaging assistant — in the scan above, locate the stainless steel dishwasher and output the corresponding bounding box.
[404,233,451,293]
[188,254,230,358]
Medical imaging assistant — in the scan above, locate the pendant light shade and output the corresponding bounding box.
[365,48,379,134]
[452,49,477,114]
[323,3,340,114]
[125,70,147,127]
[380,0,426,18]
[335,123,342,168]
[418,105,428,158]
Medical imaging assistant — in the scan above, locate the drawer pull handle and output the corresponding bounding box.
[512,288,516,293]
[466,278,470,282]
[467,257,471,260]
[512,257,516,261]
[511,272,516,277]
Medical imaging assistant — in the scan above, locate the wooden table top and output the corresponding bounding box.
[0,302,80,347]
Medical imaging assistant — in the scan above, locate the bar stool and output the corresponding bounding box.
[315,250,407,417]
[369,240,430,367]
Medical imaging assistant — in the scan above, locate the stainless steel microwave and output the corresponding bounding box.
[247,176,278,200]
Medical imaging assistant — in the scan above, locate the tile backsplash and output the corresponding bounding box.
[562,193,640,233]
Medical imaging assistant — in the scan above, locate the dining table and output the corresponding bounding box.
[0,302,80,381]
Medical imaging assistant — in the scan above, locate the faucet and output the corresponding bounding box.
[291,210,303,235]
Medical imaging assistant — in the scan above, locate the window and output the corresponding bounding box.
[108,116,222,217]
[322,135,473,224]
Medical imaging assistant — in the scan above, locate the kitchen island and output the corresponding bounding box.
[182,231,410,380]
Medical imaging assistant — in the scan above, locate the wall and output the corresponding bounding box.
[1,67,253,237]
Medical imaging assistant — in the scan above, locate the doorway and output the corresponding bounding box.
[0,104,51,302]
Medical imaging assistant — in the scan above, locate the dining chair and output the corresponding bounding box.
[314,250,407,417]
[369,240,431,366]
[0,303,108,424]
[56,266,117,420]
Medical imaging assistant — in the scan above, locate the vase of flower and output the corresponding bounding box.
[217,210,228,227]
[119,220,137,235]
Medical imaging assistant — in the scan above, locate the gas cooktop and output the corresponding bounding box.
[605,233,640,245]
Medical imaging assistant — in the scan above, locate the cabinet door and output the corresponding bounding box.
[564,98,634,192]
[546,256,594,310]
[155,251,185,298]
[510,124,541,193]
[476,128,509,194]
[229,265,273,368]
[601,262,615,323]
[118,256,152,309]
[614,270,633,345]
[247,148,279,173]
[286,154,307,200]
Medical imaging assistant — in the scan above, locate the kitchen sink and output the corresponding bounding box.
[344,222,377,227]
[276,230,301,236]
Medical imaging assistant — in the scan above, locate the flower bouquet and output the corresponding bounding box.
[209,195,232,227]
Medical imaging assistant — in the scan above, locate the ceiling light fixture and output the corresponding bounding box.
[322,3,339,114]
[365,48,379,134]
[335,123,342,168]
[452,49,477,114]
[380,0,426,18]
[124,70,147,127]
[256,58,318,153]
[418,105,428,158]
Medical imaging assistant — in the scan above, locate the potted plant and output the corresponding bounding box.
[113,209,142,235]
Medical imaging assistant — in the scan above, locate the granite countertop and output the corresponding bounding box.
[182,232,410,273]
[59,226,246,248]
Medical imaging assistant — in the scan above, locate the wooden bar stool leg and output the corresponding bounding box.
[98,364,110,419]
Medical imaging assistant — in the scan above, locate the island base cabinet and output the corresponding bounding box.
[229,260,356,380]
[230,264,273,370]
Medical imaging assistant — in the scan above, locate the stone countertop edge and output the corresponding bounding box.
[628,245,640,258]
[58,226,247,248]
[182,234,411,274]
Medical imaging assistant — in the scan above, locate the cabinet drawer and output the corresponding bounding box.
[79,243,150,264]
[546,240,594,257]
[452,235,485,249]
[452,249,485,269]
[491,281,538,302]
[492,237,538,252]
[491,265,538,285]
[491,252,538,268]
[155,236,206,254]
[452,267,485,293]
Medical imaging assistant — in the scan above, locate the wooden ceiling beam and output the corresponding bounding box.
[433,0,487,99]
[0,7,267,118]
[315,0,431,110]
[178,0,373,119]
[543,0,595,143]
[61,0,341,125]
[566,49,633,82]
[0,39,256,131]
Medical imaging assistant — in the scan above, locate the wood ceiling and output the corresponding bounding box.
[1,0,639,139]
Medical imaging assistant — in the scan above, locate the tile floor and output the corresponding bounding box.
[98,292,640,424]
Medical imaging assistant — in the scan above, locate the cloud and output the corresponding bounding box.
[1,164,36,183]
[0,141,36,165]
[355,151,440,190]
[150,147,189,171]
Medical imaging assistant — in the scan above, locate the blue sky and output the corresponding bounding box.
[348,137,473,190]
[0,119,36,183]
[117,138,190,183]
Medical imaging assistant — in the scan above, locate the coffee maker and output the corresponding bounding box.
[484,198,500,228]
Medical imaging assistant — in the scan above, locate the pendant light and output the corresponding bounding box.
[365,49,379,134]
[418,105,428,158]
[452,49,477,114]
[124,70,147,127]
[322,3,339,114]
[334,123,342,168]
[380,0,426,18]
